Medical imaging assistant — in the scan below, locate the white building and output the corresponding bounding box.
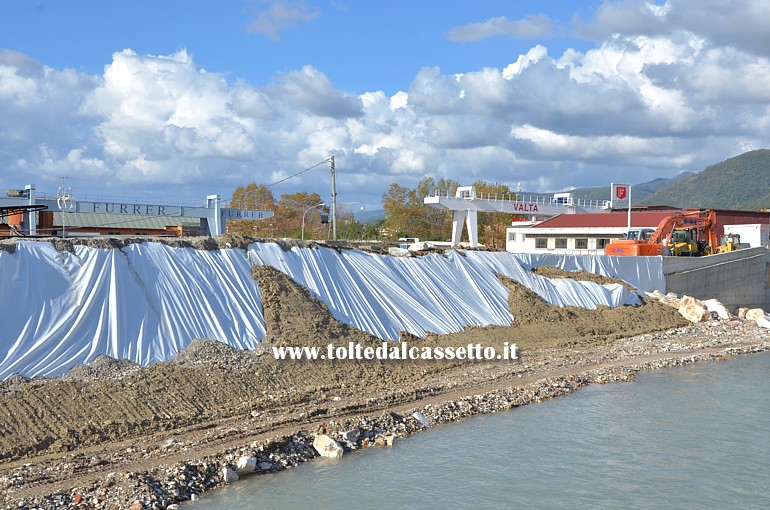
[505,210,677,254]
[723,223,770,248]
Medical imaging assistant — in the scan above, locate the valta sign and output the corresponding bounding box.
[511,203,539,212]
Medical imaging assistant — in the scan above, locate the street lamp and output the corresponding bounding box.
[302,202,325,240]
[333,202,365,241]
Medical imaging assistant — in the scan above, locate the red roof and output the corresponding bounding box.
[533,211,677,229]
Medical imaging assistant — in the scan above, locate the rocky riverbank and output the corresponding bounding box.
[1,264,768,509]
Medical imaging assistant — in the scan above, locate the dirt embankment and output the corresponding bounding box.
[0,262,704,509]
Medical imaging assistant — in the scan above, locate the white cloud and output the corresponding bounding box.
[244,0,320,42]
[266,65,362,118]
[584,0,770,58]
[448,14,556,42]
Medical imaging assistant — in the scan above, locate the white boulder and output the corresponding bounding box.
[236,455,257,475]
[659,295,681,309]
[702,299,732,320]
[679,295,702,308]
[679,302,710,323]
[222,466,240,483]
[408,241,431,252]
[313,434,344,459]
[388,247,412,257]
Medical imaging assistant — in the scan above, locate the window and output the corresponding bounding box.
[555,238,567,249]
[575,238,588,250]
[597,238,611,248]
[535,238,547,249]
[507,232,516,242]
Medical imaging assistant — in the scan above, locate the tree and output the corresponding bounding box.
[227,183,276,236]
[382,183,412,239]
[381,177,457,241]
[275,191,325,239]
[472,180,515,248]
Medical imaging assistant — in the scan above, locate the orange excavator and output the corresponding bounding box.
[605,209,719,256]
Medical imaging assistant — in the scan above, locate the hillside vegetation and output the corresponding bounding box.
[566,172,695,203]
[640,150,770,210]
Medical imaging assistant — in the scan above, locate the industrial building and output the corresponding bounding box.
[0,184,273,237]
[505,209,770,254]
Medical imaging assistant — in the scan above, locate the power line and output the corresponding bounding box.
[220,158,332,208]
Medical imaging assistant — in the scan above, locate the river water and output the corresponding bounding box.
[187,352,770,509]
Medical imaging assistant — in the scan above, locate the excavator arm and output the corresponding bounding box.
[606,209,719,256]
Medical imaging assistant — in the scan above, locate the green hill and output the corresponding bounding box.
[640,150,770,210]
[565,172,695,203]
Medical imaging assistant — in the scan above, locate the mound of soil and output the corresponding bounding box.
[532,265,635,289]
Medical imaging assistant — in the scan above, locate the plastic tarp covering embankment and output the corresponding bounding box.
[508,253,665,294]
[1,241,641,379]
[246,243,641,342]
[0,242,265,379]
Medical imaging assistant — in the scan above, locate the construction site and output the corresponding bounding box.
[0,183,769,508]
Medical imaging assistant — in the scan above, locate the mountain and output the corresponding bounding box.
[356,209,385,224]
[640,150,770,210]
[565,172,695,203]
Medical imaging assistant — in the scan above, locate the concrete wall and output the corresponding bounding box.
[662,247,770,310]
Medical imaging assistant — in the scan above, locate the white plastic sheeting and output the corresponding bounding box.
[0,242,265,379]
[1,241,641,379]
[507,253,665,294]
[246,243,641,342]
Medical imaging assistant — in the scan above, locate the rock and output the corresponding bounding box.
[313,434,344,459]
[412,411,431,429]
[757,315,770,329]
[259,461,273,471]
[388,247,412,257]
[167,505,179,510]
[679,302,710,323]
[222,466,240,483]
[702,299,732,320]
[407,241,430,252]
[340,428,360,444]
[236,455,257,475]
[645,290,665,299]
[679,295,702,308]
[745,308,767,321]
[736,307,749,319]
[658,295,681,309]
[129,501,143,510]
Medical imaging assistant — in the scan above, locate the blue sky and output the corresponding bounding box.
[1,0,769,212]
[2,1,596,95]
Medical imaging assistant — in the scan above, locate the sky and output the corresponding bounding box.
[1,0,770,212]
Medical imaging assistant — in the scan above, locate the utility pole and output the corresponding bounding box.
[330,155,337,240]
